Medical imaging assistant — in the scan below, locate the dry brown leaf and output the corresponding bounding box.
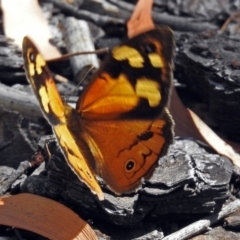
[127,0,155,38]
[188,109,240,168]
[1,0,61,60]
[0,193,98,240]
[170,88,204,140]
[170,87,240,167]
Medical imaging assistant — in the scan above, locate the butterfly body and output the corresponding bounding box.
[22,26,174,200]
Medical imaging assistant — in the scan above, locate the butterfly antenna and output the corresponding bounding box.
[66,65,95,102]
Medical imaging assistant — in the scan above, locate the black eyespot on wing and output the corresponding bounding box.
[125,159,135,172]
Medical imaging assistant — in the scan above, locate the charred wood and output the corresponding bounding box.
[45,0,125,26]
[14,138,233,238]
[175,31,240,142]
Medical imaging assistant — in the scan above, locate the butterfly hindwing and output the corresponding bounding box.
[83,110,173,193]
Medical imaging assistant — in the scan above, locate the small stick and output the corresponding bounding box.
[46,0,124,26]
[47,48,109,63]
[162,200,240,240]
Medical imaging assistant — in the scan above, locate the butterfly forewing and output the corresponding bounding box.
[22,37,104,200]
[77,27,174,120]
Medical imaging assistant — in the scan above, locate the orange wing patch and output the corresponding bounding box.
[80,72,140,118]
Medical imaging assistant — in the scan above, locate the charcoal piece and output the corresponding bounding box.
[20,138,232,227]
[224,209,240,229]
[0,36,25,84]
[0,107,36,169]
[175,31,240,141]
[166,0,233,21]
[0,107,42,195]
[0,160,30,195]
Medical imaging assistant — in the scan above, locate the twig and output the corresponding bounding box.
[46,0,124,26]
[162,199,240,240]
[109,0,218,32]
[47,48,109,63]
[220,10,240,33]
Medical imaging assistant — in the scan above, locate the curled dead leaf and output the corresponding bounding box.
[170,87,240,168]
[0,193,98,240]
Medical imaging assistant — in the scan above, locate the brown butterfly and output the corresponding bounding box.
[22,26,174,200]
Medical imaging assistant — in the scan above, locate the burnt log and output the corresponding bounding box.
[0,107,38,169]
[0,81,78,119]
[45,0,125,27]
[175,31,240,142]
[0,36,26,84]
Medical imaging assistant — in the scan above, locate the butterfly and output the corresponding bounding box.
[22,25,174,200]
